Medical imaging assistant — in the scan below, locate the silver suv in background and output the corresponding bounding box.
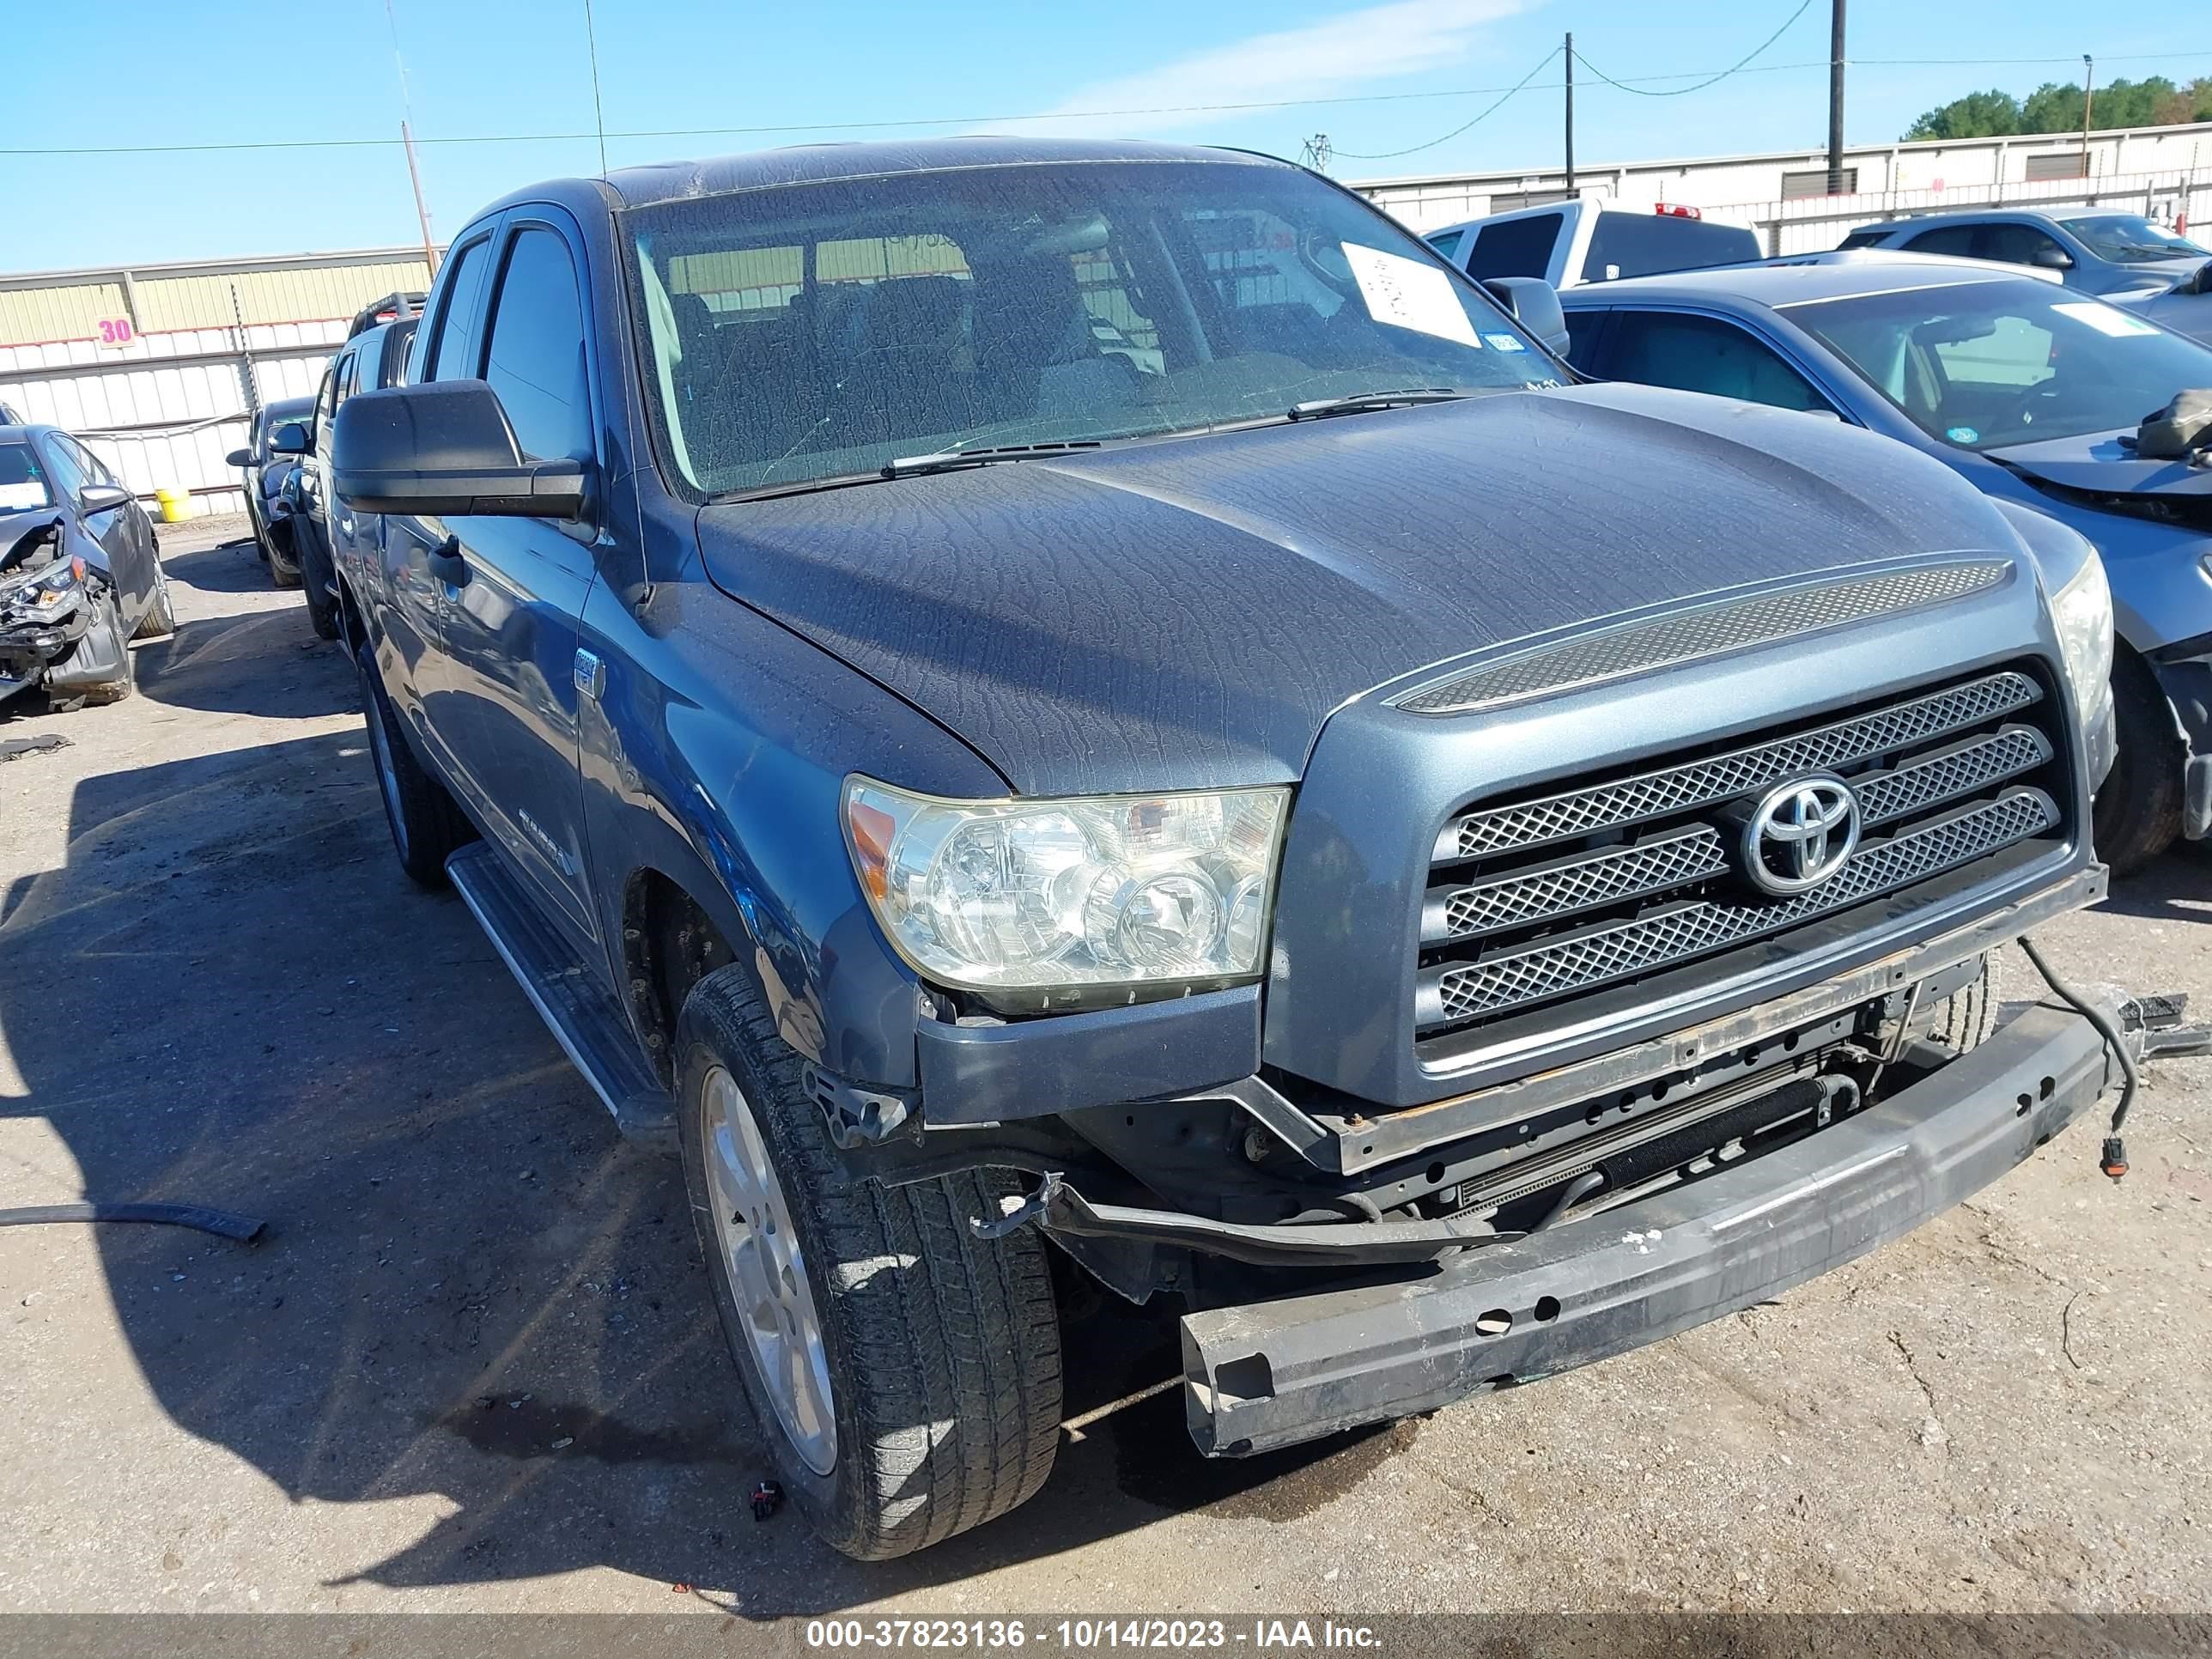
[1839,210,2212,342]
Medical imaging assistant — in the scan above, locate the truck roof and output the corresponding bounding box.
[1554,252,2045,310]
[481,137,1289,222]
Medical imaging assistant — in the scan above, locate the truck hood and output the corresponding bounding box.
[694,382,2026,795]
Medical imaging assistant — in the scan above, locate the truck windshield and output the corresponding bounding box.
[0,442,53,512]
[1780,276,2212,451]
[626,160,1561,497]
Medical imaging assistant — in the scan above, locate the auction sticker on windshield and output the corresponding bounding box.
[0,483,46,511]
[1341,244,1482,347]
[2052,301,2160,338]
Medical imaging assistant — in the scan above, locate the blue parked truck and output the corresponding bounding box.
[330,137,2130,1559]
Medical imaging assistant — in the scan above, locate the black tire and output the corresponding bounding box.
[1923,955,1996,1056]
[266,518,302,588]
[2093,647,2184,876]
[355,639,473,886]
[133,556,176,641]
[299,528,340,641]
[676,963,1061,1560]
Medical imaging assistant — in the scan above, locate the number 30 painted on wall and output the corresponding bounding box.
[94,318,135,345]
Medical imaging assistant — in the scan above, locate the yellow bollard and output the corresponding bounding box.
[154,486,193,523]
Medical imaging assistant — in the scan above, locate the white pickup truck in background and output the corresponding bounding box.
[1423,196,1764,289]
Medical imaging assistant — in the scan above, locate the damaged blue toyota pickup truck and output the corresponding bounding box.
[329,137,2135,1559]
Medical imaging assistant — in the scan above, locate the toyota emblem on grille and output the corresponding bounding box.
[1741,775,1860,896]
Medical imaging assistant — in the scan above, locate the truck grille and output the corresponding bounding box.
[1414,668,2068,1037]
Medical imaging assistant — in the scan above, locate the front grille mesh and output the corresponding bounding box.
[1414,665,2069,1041]
[1442,671,2039,861]
[1397,562,2009,716]
[1425,790,2058,1024]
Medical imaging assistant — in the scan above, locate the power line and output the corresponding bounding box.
[1334,46,1562,161]
[1573,0,1816,97]
[5,47,2212,160]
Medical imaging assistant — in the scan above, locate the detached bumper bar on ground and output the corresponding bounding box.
[1179,999,2113,1456]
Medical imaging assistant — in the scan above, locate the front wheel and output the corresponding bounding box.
[299,528,339,641]
[676,963,1062,1560]
[355,638,472,886]
[2093,648,2184,876]
[134,556,176,640]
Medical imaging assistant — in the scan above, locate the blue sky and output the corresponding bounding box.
[3,0,2202,270]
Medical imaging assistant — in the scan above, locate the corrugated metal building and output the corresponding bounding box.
[0,247,433,514]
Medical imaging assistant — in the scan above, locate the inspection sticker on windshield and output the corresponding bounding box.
[0,483,44,511]
[1483,333,1528,351]
[1342,243,1480,347]
[2052,301,2160,338]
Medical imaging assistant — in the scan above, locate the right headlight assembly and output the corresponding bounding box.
[2049,553,2114,730]
[841,777,1289,1006]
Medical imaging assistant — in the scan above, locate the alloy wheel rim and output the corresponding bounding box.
[699,1063,837,1476]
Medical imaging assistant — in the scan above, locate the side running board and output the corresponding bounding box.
[446,842,675,1144]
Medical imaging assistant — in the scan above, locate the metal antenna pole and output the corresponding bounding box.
[401,121,438,277]
[2081,54,2095,175]
[1826,0,1846,192]
[1565,33,1576,193]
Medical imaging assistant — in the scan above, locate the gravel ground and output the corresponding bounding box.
[0,515,2206,1619]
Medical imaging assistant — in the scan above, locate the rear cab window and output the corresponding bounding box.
[1463,213,1561,281]
[1584,212,1760,282]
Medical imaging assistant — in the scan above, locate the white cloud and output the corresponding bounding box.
[980,0,1543,139]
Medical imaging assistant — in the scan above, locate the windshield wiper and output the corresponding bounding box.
[883,441,1105,477]
[1285,386,1472,422]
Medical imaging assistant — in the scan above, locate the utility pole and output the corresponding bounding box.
[2081,55,2095,177]
[1300,133,1332,173]
[1826,0,1846,193]
[1564,33,1576,193]
[401,120,439,277]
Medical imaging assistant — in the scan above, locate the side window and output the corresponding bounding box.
[312,365,337,427]
[1978,223,2065,268]
[1425,228,1468,266]
[481,226,593,463]
[1837,229,1890,250]
[1605,312,1832,414]
[58,435,113,488]
[380,321,419,388]
[1464,213,1561,281]
[423,236,494,382]
[1562,308,1610,372]
[40,436,88,503]
[331,353,358,411]
[1902,225,1983,258]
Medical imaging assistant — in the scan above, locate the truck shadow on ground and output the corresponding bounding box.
[2094,843,2212,925]
[159,537,289,595]
[126,608,357,720]
[0,726,1391,1610]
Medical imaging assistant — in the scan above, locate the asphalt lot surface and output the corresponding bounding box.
[0,515,2207,1617]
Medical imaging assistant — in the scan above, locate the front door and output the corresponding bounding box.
[425,216,603,948]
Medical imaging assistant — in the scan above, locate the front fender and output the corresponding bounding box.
[577,554,1006,1091]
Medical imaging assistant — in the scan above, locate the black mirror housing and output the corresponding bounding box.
[1480,276,1573,359]
[332,381,586,520]
[269,422,312,456]
[2030,246,2074,270]
[77,483,134,514]
[224,447,252,469]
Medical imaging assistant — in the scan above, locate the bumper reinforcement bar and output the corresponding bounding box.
[1176,997,2112,1456]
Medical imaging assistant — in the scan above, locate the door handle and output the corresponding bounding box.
[427,534,469,587]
